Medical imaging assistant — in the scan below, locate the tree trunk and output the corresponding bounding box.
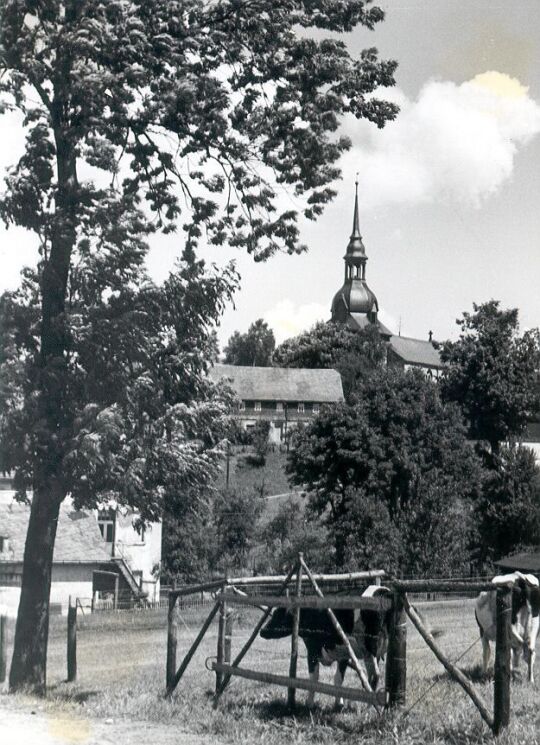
[9,488,63,694]
[9,108,77,692]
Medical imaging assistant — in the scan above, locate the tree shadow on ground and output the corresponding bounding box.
[47,684,100,704]
[431,663,492,685]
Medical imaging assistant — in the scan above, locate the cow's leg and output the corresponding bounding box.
[306,650,320,709]
[481,636,491,675]
[333,660,348,710]
[526,616,539,683]
[307,662,319,709]
[363,653,379,690]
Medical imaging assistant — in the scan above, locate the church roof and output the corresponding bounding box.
[209,364,344,403]
[0,500,110,564]
[389,335,443,369]
[348,314,393,337]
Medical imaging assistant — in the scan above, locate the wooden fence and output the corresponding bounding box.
[165,561,515,736]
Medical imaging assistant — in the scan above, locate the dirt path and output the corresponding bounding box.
[0,698,222,745]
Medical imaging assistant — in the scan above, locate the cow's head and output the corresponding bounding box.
[260,606,293,639]
[512,576,531,625]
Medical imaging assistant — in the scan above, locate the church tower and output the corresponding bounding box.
[331,181,379,328]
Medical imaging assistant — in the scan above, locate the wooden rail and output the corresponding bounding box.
[391,580,495,593]
[212,662,387,707]
[221,592,392,612]
[168,570,385,599]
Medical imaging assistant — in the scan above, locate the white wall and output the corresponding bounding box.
[0,564,94,616]
[115,515,162,601]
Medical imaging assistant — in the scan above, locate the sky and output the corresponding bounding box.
[1,0,539,349]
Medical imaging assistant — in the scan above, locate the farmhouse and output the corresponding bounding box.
[0,476,161,615]
[209,364,344,444]
[331,182,444,378]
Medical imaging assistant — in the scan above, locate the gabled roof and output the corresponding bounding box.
[389,335,443,369]
[523,422,540,443]
[0,500,110,563]
[494,552,540,573]
[348,314,393,337]
[209,364,344,403]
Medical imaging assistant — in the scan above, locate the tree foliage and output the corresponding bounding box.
[474,444,540,561]
[287,368,483,570]
[259,497,332,573]
[273,321,385,399]
[223,319,276,366]
[440,301,540,452]
[0,0,398,692]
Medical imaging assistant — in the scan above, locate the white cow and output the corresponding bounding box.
[475,571,540,683]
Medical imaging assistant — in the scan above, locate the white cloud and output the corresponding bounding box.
[345,72,540,209]
[264,300,329,344]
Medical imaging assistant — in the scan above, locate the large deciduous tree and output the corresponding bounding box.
[287,369,483,568]
[440,301,540,454]
[0,0,398,692]
[273,320,385,399]
[223,319,275,366]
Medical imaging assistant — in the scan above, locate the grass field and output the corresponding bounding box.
[3,598,540,745]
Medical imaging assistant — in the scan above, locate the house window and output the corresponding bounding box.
[312,404,320,414]
[276,402,284,412]
[238,400,245,411]
[297,402,305,413]
[254,401,262,411]
[98,521,115,543]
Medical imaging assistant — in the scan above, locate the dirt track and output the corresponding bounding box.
[0,698,221,745]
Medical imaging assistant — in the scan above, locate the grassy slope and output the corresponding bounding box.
[216,448,293,497]
[4,599,539,745]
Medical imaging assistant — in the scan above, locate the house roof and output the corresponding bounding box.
[209,364,344,403]
[389,335,443,369]
[494,552,540,574]
[0,500,111,564]
[523,421,540,443]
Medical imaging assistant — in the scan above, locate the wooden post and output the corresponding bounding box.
[0,615,7,684]
[67,599,77,682]
[224,605,233,668]
[493,586,512,735]
[113,574,119,610]
[216,591,228,692]
[288,555,303,709]
[166,589,178,690]
[386,590,406,708]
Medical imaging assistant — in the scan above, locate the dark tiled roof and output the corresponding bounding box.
[523,422,540,443]
[348,314,393,337]
[210,364,344,403]
[389,335,443,369]
[0,501,110,563]
[494,552,540,573]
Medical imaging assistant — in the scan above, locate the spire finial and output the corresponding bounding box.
[351,175,361,239]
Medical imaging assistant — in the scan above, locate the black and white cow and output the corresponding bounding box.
[475,571,540,683]
[259,585,392,708]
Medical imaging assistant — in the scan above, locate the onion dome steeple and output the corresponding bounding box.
[331,179,379,324]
